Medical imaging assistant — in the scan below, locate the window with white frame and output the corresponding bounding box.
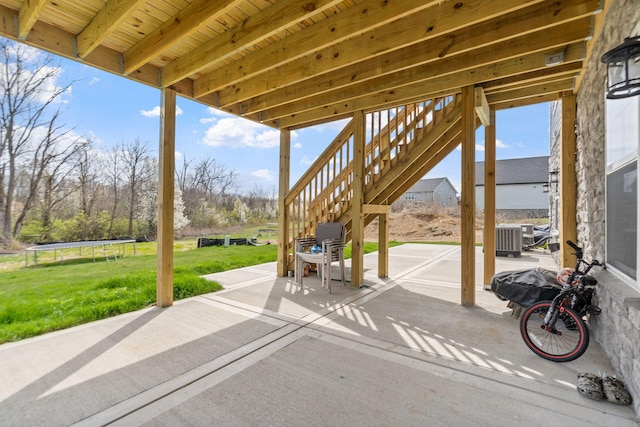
[605,94,639,289]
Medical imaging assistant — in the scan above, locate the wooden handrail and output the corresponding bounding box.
[283,94,462,268]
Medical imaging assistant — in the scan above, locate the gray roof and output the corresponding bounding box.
[476,156,549,185]
[406,177,456,193]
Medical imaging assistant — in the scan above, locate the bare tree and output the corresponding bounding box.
[104,145,122,238]
[175,155,193,194]
[119,138,154,237]
[39,163,78,241]
[0,40,73,245]
[176,155,237,228]
[12,111,83,238]
[75,138,107,239]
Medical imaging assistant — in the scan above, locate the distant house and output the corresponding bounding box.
[396,177,458,207]
[475,156,549,217]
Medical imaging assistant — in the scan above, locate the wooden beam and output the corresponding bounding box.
[157,87,176,308]
[481,62,582,92]
[486,78,576,104]
[193,0,445,97]
[123,0,243,75]
[574,0,609,92]
[560,92,577,267]
[76,0,146,59]
[274,42,585,129]
[18,0,47,40]
[461,85,476,307]
[483,108,496,289]
[492,93,560,110]
[218,0,599,112]
[0,5,192,96]
[161,0,346,86]
[257,18,591,126]
[474,87,490,127]
[277,129,291,277]
[363,204,391,214]
[351,110,366,287]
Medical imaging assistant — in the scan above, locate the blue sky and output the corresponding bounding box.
[55,55,551,195]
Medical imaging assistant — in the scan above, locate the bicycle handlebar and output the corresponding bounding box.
[565,240,602,274]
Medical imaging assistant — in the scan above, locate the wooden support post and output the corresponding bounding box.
[483,107,496,289]
[277,129,291,277]
[157,87,176,308]
[364,204,390,277]
[378,212,389,278]
[351,110,365,287]
[461,86,476,307]
[560,92,577,267]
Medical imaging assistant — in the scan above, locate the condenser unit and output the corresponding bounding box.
[520,224,534,249]
[495,225,522,257]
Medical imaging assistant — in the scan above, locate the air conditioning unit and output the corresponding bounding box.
[495,225,522,257]
[520,224,534,249]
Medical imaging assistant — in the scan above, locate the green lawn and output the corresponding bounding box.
[0,241,277,343]
[0,239,394,344]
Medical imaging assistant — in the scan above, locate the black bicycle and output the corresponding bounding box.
[519,240,602,362]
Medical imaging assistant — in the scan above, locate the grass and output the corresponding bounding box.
[0,239,394,344]
[0,241,274,343]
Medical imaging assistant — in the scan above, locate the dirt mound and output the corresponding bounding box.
[364,205,483,243]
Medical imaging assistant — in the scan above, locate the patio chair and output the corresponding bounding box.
[294,222,346,293]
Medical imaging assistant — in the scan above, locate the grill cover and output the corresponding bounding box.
[490,268,562,308]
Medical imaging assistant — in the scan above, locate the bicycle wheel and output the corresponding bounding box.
[519,301,589,362]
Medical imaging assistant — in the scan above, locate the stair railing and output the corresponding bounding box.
[283,94,459,267]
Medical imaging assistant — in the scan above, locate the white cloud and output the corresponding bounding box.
[140,106,159,117]
[207,106,229,117]
[140,105,184,117]
[307,118,351,133]
[200,117,216,124]
[496,139,509,148]
[89,77,100,86]
[293,142,302,149]
[251,169,275,180]
[200,116,280,148]
[300,155,315,166]
[462,138,509,152]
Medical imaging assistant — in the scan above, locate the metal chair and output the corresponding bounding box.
[294,222,346,292]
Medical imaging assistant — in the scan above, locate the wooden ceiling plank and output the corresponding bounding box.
[76,0,147,58]
[220,0,599,113]
[480,62,582,92]
[160,0,347,87]
[123,0,245,75]
[192,0,454,97]
[493,93,560,110]
[0,0,601,132]
[18,0,47,39]
[485,78,576,103]
[0,4,188,95]
[258,19,591,123]
[483,73,578,98]
[274,44,585,128]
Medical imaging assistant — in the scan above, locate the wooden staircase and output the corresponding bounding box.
[283,94,463,270]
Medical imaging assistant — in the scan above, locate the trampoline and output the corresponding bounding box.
[25,239,137,266]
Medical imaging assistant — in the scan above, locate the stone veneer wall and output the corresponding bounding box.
[572,0,640,417]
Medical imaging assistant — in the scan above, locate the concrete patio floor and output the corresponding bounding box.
[0,244,636,426]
